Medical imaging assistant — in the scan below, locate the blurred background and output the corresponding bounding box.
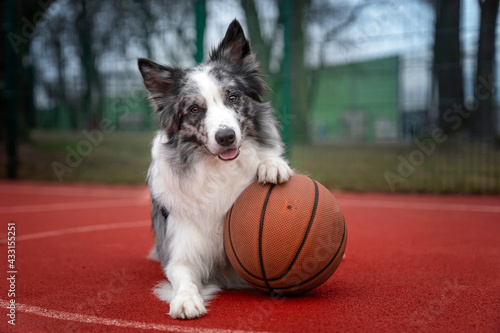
[1,0,499,193]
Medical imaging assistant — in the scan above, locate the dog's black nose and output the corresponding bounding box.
[215,128,236,147]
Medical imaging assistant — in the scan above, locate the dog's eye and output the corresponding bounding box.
[190,105,200,114]
[228,95,238,103]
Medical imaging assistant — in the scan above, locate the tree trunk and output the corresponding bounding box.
[433,0,464,134]
[241,0,272,74]
[52,27,67,129]
[76,0,102,130]
[241,0,280,125]
[2,0,55,178]
[470,0,499,142]
[243,0,309,143]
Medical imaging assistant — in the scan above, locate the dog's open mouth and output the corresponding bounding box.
[218,148,240,161]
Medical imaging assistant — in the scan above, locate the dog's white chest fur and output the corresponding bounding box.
[149,131,259,226]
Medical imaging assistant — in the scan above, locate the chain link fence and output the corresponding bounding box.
[2,0,499,193]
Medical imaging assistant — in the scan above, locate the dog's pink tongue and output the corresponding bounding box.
[218,148,239,161]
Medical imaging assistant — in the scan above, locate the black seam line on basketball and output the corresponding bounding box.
[265,179,320,283]
[270,217,347,291]
[227,204,256,279]
[226,204,235,256]
[227,187,277,283]
[248,223,347,293]
[259,184,275,291]
[243,279,273,290]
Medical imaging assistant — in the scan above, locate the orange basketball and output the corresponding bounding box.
[224,174,347,296]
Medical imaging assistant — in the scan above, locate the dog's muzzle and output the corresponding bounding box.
[215,128,240,161]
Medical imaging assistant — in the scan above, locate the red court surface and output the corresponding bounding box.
[1,181,499,332]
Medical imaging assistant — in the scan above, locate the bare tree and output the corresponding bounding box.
[241,0,280,76]
[75,0,105,129]
[2,0,56,178]
[470,0,499,142]
[46,11,69,128]
[432,0,465,134]
[241,0,368,143]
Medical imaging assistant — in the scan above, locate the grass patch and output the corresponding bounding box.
[1,130,499,193]
[291,142,500,193]
[0,130,155,184]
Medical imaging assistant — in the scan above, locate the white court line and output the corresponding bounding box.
[0,300,264,333]
[338,199,500,213]
[0,220,151,243]
[0,199,147,214]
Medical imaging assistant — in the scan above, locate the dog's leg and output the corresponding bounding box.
[163,220,211,320]
[166,262,206,319]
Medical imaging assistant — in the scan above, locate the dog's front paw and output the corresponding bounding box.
[257,157,293,184]
[169,286,206,319]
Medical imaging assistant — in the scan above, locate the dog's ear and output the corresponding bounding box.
[138,58,182,135]
[137,58,176,97]
[210,19,251,65]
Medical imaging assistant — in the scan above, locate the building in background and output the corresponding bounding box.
[311,56,399,142]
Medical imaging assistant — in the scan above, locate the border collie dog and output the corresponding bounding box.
[138,20,293,319]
